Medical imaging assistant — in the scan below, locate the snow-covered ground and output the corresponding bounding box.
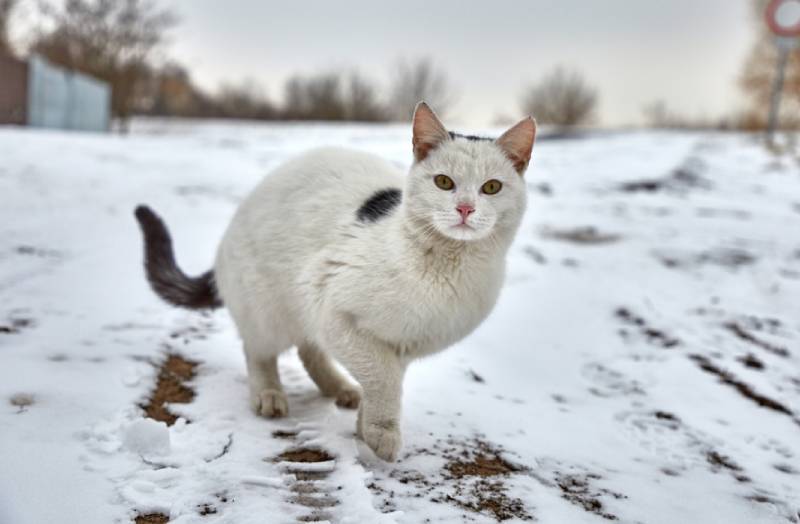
[1,119,799,524]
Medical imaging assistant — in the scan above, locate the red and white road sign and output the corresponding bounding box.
[766,0,800,37]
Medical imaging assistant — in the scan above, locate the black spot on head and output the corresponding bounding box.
[357,188,402,223]
[449,131,494,142]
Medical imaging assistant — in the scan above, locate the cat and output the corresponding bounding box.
[135,102,536,461]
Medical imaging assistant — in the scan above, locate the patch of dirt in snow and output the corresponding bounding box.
[272,429,300,439]
[617,158,710,194]
[277,447,334,463]
[168,313,218,344]
[615,307,681,349]
[556,473,626,521]
[736,353,765,370]
[370,437,534,522]
[273,442,339,521]
[541,225,621,245]
[140,354,198,425]
[134,514,169,524]
[705,450,750,483]
[9,392,35,412]
[653,247,758,270]
[0,311,36,334]
[13,244,63,258]
[723,321,790,358]
[689,354,799,425]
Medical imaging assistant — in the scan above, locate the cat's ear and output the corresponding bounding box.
[496,117,537,175]
[412,102,450,162]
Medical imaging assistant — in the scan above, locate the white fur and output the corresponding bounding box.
[214,130,529,461]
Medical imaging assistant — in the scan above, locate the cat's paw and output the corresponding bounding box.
[335,387,361,409]
[362,420,402,462]
[251,389,289,418]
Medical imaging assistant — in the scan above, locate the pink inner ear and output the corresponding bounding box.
[496,118,536,174]
[412,103,449,162]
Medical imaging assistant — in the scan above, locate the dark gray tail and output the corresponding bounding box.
[134,205,222,310]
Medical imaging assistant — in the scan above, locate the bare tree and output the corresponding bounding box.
[642,100,674,128]
[346,72,388,122]
[388,57,455,120]
[521,66,598,128]
[31,0,176,132]
[0,0,17,53]
[282,71,390,121]
[216,79,276,120]
[739,0,800,130]
[283,72,347,120]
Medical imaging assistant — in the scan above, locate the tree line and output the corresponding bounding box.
[1,0,794,130]
[0,0,598,130]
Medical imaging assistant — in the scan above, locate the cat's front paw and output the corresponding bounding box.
[335,387,361,409]
[251,389,289,418]
[362,420,402,462]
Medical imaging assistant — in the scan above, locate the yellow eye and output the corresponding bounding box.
[481,179,502,195]
[434,174,455,190]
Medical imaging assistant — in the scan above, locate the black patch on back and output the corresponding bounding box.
[449,131,494,142]
[357,188,402,222]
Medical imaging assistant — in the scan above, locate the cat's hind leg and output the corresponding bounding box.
[298,343,361,409]
[245,348,289,418]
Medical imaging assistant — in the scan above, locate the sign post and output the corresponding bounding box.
[765,0,800,145]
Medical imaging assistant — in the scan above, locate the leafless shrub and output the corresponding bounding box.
[283,72,347,120]
[216,79,276,120]
[283,70,389,121]
[521,66,598,128]
[388,57,456,121]
[345,72,389,122]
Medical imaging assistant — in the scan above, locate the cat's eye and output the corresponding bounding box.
[434,174,455,191]
[481,179,503,195]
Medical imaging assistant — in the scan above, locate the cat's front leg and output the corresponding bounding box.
[354,350,406,461]
[323,317,407,461]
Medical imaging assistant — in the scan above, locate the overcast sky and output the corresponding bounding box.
[160,1,756,126]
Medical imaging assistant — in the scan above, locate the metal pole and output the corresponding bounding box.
[766,45,790,146]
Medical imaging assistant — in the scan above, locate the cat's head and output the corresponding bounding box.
[405,102,535,242]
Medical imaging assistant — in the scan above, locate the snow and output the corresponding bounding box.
[1,119,799,523]
[123,419,171,456]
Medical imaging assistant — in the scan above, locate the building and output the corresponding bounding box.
[0,52,111,132]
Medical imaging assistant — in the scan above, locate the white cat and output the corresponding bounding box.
[135,102,536,461]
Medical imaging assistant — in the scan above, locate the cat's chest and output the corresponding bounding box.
[366,261,504,354]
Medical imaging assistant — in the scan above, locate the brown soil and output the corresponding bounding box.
[278,448,334,463]
[0,316,35,334]
[297,511,333,522]
[370,437,533,522]
[737,353,765,370]
[543,226,621,245]
[272,430,299,439]
[724,322,790,358]
[618,164,709,194]
[273,442,339,521]
[615,308,680,348]
[689,354,796,421]
[9,392,34,411]
[140,354,198,426]
[135,514,169,524]
[289,495,338,508]
[437,479,532,521]
[557,473,625,521]
[467,369,485,383]
[445,447,520,479]
[706,450,742,472]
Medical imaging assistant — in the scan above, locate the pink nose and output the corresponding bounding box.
[456,203,475,221]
